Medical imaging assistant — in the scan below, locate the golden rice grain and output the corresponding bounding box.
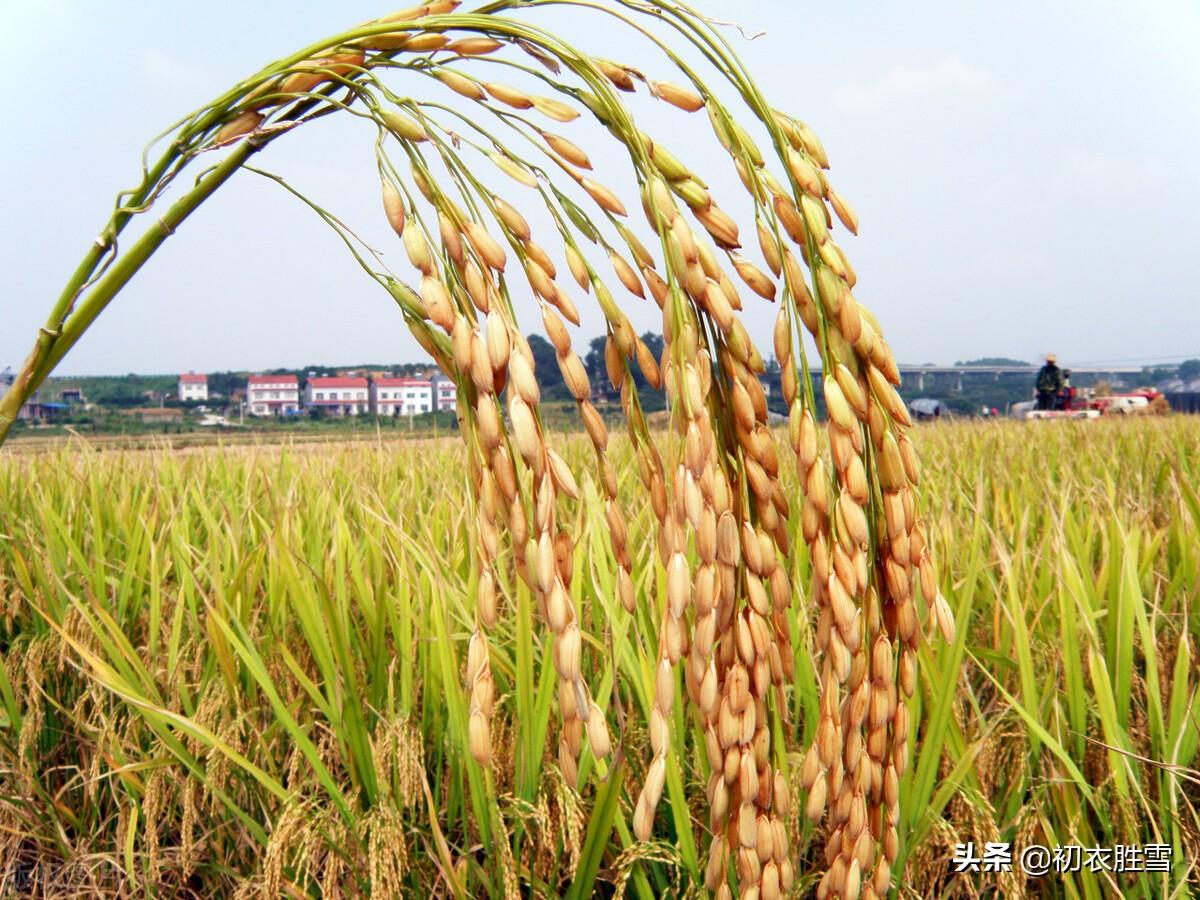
[650,80,705,112]
[581,178,627,216]
[380,109,428,142]
[448,37,503,56]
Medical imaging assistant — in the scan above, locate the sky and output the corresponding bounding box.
[1,1,1198,377]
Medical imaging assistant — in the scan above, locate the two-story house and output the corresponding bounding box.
[371,377,433,416]
[178,372,208,402]
[246,374,300,416]
[306,376,369,415]
[431,372,457,413]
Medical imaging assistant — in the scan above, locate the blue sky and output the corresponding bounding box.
[2,1,1197,376]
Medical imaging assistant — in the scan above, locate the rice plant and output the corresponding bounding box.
[1,420,1197,896]
[4,2,1194,898]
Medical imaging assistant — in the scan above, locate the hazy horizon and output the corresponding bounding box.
[3,1,1198,377]
[14,352,1184,383]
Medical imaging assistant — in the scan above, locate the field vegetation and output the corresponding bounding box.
[1,417,1197,897]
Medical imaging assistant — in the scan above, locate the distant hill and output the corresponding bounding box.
[954,357,1032,367]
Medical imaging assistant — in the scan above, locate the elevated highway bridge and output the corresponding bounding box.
[808,364,1145,392]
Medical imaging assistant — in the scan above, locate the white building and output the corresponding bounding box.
[178,372,208,402]
[371,377,433,416]
[431,372,457,413]
[246,374,300,416]
[306,376,369,415]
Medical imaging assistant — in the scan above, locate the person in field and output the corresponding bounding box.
[1036,354,1064,410]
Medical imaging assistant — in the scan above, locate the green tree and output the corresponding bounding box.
[526,334,569,401]
[583,336,610,398]
[1178,359,1200,382]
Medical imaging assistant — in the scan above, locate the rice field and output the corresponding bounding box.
[0,416,1196,897]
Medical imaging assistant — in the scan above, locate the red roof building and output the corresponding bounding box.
[178,372,208,402]
[306,376,369,415]
[246,374,300,416]
[308,377,370,390]
[248,374,299,386]
[371,377,432,415]
[432,372,457,413]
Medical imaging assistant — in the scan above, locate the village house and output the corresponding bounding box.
[431,372,457,413]
[0,372,54,421]
[306,376,369,416]
[370,377,432,416]
[246,374,300,416]
[178,372,208,402]
[13,389,68,422]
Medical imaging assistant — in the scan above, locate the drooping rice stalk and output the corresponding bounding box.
[0,2,956,895]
